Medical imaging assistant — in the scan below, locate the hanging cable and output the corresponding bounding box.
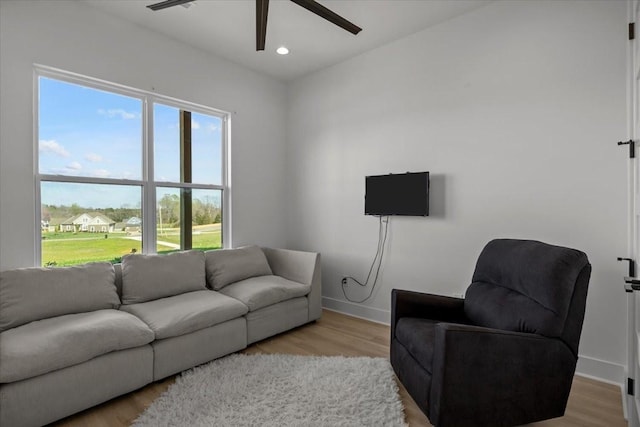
[341,215,390,303]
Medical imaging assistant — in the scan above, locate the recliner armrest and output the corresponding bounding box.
[391,289,467,338]
[429,322,577,427]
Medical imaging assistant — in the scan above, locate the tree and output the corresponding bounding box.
[70,203,82,215]
[41,206,51,222]
[158,194,180,226]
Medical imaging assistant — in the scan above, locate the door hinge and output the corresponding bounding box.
[618,140,635,158]
[629,378,635,396]
[630,22,635,41]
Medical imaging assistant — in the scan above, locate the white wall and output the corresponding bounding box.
[0,0,629,384]
[286,0,628,382]
[0,0,288,269]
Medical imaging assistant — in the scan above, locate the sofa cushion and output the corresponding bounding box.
[0,309,154,383]
[121,250,206,305]
[218,275,311,312]
[119,290,248,340]
[205,246,273,291]
[0,262,119,333]
[394,317,438,374]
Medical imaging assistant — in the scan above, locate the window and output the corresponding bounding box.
[37,67,229,266]
[153,103,223,253]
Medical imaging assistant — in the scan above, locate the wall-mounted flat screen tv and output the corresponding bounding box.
[365,171,429,216]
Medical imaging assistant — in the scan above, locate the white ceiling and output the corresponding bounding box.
[85,0,492,81]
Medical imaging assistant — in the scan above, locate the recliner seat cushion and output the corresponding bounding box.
[464,239,589,337]
[0,309,154,383]
[121,250,206,305]
[394,317,437,373]
[218,275,311,311]
[119,290,248,339]
[0,262,119,333]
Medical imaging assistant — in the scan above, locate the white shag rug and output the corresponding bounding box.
[133,353,407,427]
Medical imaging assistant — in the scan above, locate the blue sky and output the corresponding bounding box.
[39,77,223,208]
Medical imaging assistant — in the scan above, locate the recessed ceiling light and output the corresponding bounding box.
[276,46,289,55]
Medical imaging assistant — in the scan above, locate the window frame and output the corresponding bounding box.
[34,65,231,266]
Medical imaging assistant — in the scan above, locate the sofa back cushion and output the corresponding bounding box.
[205,246,273,290]
[0,262,119,332]
[121,250,206,304]
[464,239,589,338]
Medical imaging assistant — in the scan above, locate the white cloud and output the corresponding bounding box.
[98,108,138,120]
[191,119,201,130]
[39,140,70,157]
[67,161,82,171]
[47,165,82,175]
[207,123,218,132]
[93,169,111,178]
[85,153,103,162]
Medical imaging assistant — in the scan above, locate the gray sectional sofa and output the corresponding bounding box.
[0,246,321,427]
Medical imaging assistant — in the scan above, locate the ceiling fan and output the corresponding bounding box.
[147,0,362,51]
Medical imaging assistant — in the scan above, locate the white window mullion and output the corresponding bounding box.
[39,175,145,186]
[152,182,224,190]
[143,97,156,255]
[222,114,231,248]
[33,69,42,266]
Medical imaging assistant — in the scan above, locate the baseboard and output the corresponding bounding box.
[322,297,626,387]
[575,355,625,386]
[575,356,626,419]
[321,297,390,324]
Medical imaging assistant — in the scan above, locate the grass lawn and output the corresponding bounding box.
[42,232,109,241]
[157,226,221,250]
[41,224,222,266]
[42,236,143,266]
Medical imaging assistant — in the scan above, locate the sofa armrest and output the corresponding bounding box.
[391,289,467,339]
[429,322,576,427]
[262,248,322,321]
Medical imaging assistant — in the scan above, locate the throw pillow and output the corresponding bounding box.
[0,262,119,332]
[205,245,273,290]
[121,250,206,304]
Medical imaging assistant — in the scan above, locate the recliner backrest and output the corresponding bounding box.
[464,239,590,343]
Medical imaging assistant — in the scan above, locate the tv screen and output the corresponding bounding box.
[365,172,429,216]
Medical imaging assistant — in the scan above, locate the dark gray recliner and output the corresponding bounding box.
[390,239,591,427]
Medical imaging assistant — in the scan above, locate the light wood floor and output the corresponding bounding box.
[52,309,627,427]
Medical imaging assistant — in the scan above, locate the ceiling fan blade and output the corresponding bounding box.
[147,0,194,12]
[289,0,361,35]
[256,0,269,51]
